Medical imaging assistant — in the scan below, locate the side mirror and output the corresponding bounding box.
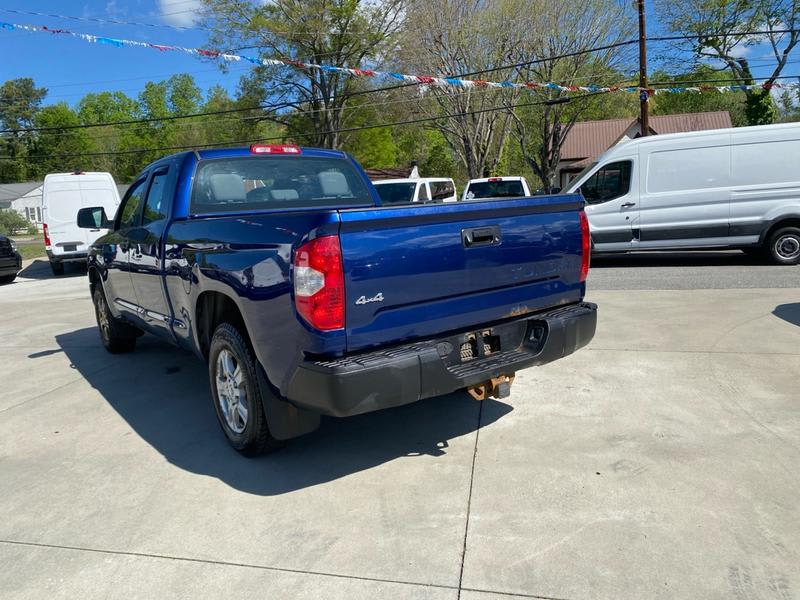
[77,206,111,229]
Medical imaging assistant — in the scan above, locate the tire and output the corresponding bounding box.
[92,286,139,353]
[208,323,283,456]
[766,227,800,265]
[50,261,64,275]
[0,274,16,284]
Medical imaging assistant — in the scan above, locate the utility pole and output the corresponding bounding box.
[637,0,649,136]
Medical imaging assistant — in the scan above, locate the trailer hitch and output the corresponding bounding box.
[467,375,515,401]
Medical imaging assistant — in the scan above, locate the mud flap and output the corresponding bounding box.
[256,363,321,441]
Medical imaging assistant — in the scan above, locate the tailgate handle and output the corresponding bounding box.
[462,226,501,248]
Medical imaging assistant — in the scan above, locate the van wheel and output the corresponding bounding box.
[767,227,800,265]
[208,323,283,457]
[50,261,64,275]
[92,287,139,353]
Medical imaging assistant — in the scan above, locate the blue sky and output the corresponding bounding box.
[0,0,794,109]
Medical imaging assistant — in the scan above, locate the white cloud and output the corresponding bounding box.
[157,0,202,27]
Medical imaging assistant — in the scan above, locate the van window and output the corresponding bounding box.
[732,139,800,186]
[647,146,729,193]
[430,180,455,201]
[142,169,170,225]
[118,179,146,229]
[580,161,632,204]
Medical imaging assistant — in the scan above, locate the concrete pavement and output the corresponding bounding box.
[1,259,798,599]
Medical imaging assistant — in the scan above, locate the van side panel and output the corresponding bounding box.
[729,128,800,241]
[637,133,732,246]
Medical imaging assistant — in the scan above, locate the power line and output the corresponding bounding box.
[0,7,207,32]
[0,90,610,162]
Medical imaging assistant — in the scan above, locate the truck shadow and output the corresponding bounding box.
[54,328,512,496]
[773,303,800,328]
[19,259,86,280]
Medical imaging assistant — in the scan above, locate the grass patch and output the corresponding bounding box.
[18,243,47,260]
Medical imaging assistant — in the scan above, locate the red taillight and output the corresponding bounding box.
[488,177,502,182]
[294,235,344,330]
[579,211,591,282]
[250,144,301,155]
[43,223,52,249]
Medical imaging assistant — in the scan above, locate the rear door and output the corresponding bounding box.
[339,196,586,351]
[43,179,84,256]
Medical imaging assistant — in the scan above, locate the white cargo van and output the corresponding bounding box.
[42,172,121,274]
[566,121,800,264]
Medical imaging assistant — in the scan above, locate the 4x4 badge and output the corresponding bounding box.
[356,292,384,305]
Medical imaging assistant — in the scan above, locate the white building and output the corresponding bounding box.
[0,182,44,231]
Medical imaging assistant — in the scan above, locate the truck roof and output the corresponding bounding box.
[372,177,454,185]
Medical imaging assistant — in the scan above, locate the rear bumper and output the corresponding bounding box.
[47,250,88,264]
[287,302,597,417]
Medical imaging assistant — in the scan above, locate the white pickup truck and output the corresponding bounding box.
[462,176,531,200]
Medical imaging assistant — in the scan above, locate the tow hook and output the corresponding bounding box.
[467,375,515,401]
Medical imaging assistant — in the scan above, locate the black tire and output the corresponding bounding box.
[0,274,16,284]
[208,323,283,456]
[50,261,64,275]
[766,227,800,265]
[92,286,139,353]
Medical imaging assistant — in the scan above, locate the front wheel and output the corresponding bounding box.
[92,286,139,353]
[208,323,283,456]
[767,227,800,265]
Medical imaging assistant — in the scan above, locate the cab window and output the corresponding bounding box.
[580,161,632,204]
[419,183,430,202]
[142,168,170,225]
[117,179,147,229]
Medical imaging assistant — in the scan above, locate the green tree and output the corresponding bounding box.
[650,67,748,126]
[654,0,799,125]
[202,0,405,148]
[0,78,47,182]
[30,104,93,177]
[0,209,31,236]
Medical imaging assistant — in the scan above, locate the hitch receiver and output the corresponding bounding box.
[467,375,515,401]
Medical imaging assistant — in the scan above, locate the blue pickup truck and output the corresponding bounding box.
[77,144,596,456]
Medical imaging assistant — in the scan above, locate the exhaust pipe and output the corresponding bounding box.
[467,375,515,401]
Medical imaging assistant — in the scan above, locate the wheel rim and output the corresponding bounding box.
[96,294,111,342]
[215,349,248,434]
[775,235,800,260]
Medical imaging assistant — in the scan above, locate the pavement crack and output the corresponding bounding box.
[457,399,483,600]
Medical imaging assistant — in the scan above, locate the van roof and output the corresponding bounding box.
[44,172,116,183]
[597,121,800,162]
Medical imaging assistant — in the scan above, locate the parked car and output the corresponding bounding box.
[0,235,22,284]
[42,172,121,275]
[372,177,458,204]
[463,176,531,200]
[566,121,800,265]
[77,144,595,455]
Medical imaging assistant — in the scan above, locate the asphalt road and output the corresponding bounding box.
[589,250,800,290]
[1,258,799,599]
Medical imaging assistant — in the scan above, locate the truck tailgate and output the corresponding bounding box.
[339,195,586,352]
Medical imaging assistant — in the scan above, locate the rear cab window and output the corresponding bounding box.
[465,180,524,199]
[190,156,373,214]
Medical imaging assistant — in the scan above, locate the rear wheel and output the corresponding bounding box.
[208,323,282,456]
[92,286,140,353]
[50,261,64,275]
[0,274,16,284]
[767,227,800,265]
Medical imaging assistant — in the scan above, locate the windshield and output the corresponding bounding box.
[465,180,524,199]
[374,182,417,205]
[190,156,373,214]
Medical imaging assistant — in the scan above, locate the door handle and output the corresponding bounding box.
[462,226,502,248]
[621,202,636,208]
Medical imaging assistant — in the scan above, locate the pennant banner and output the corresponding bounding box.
[2,20,798,95]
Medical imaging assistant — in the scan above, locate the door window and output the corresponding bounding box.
[117,179,147,230]
[419,183,430,202]
[430,180,455,201]
[580,161,632,204]
[142,169,169,225]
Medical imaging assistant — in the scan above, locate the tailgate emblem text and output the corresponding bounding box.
[356,292,384,305]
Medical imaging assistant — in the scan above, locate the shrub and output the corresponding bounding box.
[0,209,31,236]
